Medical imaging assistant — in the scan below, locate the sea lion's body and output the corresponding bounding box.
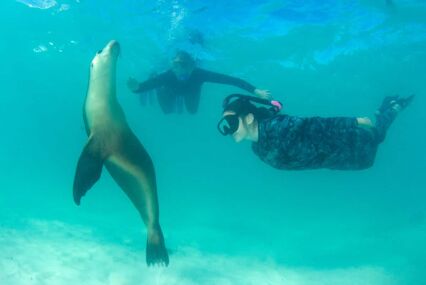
[73,40,169,266]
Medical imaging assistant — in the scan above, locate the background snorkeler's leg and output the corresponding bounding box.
[139,91,156,106]
[156,87,176,114]
[374,95,414,143]
[176,95,184,114]
[184,91,201,114]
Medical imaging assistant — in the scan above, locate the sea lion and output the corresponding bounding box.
[73,40,169,266]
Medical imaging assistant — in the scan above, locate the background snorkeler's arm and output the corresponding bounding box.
[200,69,257,93]
[130,72,170,93]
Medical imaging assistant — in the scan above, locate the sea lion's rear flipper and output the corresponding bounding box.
[73,137,103,205]
[104,133,169,266]
[146,226,169,266]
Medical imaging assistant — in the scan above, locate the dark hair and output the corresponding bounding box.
[224,98,274,122]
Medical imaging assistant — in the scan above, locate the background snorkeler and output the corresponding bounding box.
[128,51,271,114]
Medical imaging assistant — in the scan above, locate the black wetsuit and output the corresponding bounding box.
[134,68,256,114]
[252,105,398,170]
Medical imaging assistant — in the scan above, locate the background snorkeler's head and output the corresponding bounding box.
[172,50,196,80]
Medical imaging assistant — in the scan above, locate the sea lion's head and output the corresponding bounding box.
[90,40,120,76]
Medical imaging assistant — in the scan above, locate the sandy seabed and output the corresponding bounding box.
[0,219,397,285]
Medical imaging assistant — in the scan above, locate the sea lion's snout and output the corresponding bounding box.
[107,40,120,57]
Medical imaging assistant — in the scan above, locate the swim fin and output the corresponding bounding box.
[377,94,415,114]
[395,94,415,110]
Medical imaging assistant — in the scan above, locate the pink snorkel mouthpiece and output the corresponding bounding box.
[271,100,282,111]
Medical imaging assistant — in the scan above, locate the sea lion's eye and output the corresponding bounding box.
[97,49,103,54]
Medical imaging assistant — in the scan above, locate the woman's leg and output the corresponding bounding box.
[357,117,374,128]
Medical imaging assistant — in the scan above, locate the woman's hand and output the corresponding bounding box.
[127,77,140,92]
[254,88,271,100]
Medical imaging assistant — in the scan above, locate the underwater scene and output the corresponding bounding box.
[1,0,425,284]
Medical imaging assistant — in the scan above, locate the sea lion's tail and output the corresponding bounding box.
[73,136,104,205]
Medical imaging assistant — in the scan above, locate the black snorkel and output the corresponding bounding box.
[217,94,283,136]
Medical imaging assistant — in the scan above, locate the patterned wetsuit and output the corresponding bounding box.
[252,107,398,170]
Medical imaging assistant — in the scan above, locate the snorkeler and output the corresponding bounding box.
[217,94,414,170]
[127,51,270,114]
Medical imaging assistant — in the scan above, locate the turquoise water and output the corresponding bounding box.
[1,0,425,284]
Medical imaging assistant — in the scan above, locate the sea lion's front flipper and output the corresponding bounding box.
[73,137,103,205]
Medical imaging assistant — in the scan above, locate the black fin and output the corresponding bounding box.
[378,95,415,114]
[73,137,103,205]
[378,95,399,114]
[396,94,415,110]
